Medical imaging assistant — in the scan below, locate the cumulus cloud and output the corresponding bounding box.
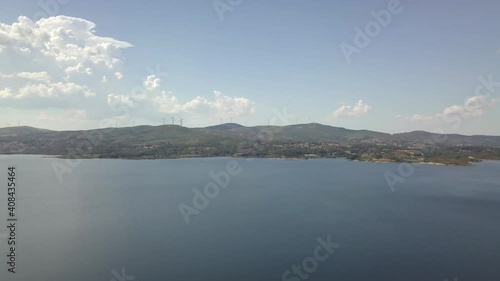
[401,95,498,122]
[64,63,92,76]
[0,88,13,99]
[108,89,257,118]
[17,82,96,99]
[153,91,256,116]
[0,15,131,108]
[109,79,257,124]
[211,91,257,115]
[0,71,51,82]
[0,15,132,67]
[107,93,137,109]
[114,72,123,80]
[331,100,371,118]
[442,95,497,118]
[153,93,182,113]
[0,15,258,128]
[144,75,161,90]
[0,81,95,101]
[0,82,95,102]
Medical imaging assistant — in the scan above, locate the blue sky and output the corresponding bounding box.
[0,0,499,134]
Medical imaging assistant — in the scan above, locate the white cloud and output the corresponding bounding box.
[14,82,96,99]
[65,63,84,75]
[0,87,13,99]
[332,100,371,118]
[183,96,210,111]
[402,95,498,122]
[107,93,137,109]
[211,91,257,116]
[144,75,161,90]
[153,91,256,116]
[153,93,182,113]
[0,15,257,128]
[0,16,132,67]
[0,71,51,82]
[442,95,497,118]
[114,72,123,80]
[64,63,92,76]
[18,71,51,82]
[0,15,130,113]
[107,89,257,117]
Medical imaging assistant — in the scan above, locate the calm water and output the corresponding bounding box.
[0,155,499,281]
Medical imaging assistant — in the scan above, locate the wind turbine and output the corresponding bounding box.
[171,117,175,125]
[179,117,183,127]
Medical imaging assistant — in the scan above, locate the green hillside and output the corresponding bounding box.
[1,123,499,165]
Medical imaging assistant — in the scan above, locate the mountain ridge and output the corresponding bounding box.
[2,124,500,137]
[1,123,499,165]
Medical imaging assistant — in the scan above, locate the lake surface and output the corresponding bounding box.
[0,155,499,281]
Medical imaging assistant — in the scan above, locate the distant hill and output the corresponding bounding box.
[1,123,499,147]
[1,123,499,163]
[204,123,245,130]
[393,131,500,146]
[0,126,52,137]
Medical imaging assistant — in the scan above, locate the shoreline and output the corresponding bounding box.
[0,153,486,166]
